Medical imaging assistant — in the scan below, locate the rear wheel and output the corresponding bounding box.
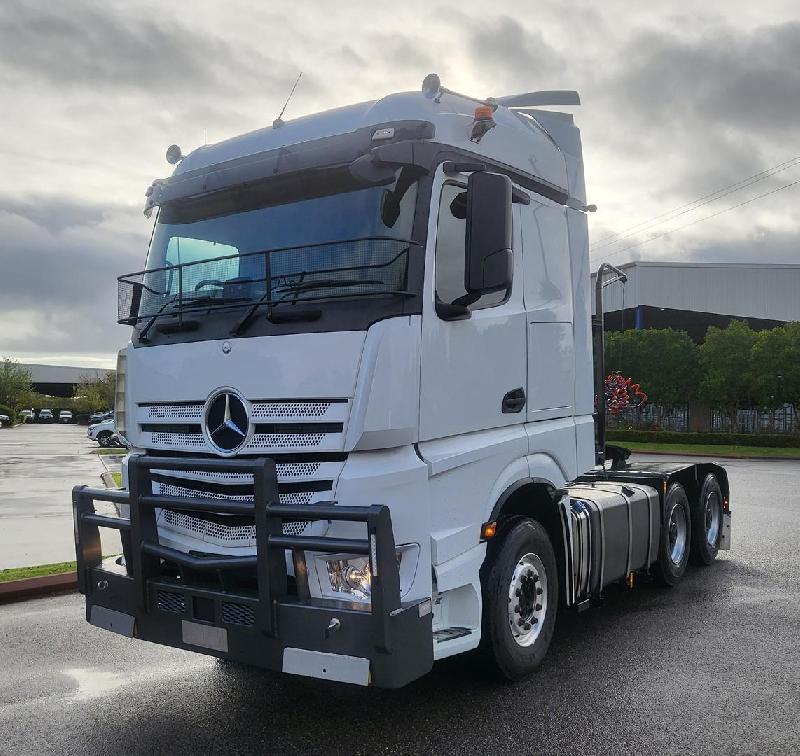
[655,483,692,586]
[97,431,112,447]
[690,474,723,565]
[481,519,558,681]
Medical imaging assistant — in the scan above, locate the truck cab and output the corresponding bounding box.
[73,78,729,687]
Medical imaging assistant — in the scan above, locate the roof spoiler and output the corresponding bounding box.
[494,91,581,108]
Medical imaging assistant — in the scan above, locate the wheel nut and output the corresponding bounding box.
[523,622,531,631]
[514,605,521,614]
[536,587,543,596]
[515,588,521,597]
[535,604,542,611]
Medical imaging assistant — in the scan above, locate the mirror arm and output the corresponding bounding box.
[435,299,471,321]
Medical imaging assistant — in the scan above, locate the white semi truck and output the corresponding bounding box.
[73,75,731,688]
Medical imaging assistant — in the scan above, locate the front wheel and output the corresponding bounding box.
[480,519,558,681]
[97,431,112,448]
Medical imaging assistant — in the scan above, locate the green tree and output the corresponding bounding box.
[698,320,757,423]
[0,357,33,410]
[605,328,700,410]
[73,371,116,414]
[752,322,800,424]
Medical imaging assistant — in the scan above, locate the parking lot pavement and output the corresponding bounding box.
[0,425,115,569]
[1,456,799,755]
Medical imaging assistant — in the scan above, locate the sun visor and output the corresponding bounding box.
[144,120,435,217]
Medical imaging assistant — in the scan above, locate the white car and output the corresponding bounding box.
[20,409,34,423]
[59,410,73,423]
[87,417,122,447]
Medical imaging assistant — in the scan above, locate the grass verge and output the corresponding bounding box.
[111,471,122,487]
[620,441,800,459]
[0,561,76,583]
[95,447,126,455]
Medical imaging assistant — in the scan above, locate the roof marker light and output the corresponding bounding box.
[165,144,183,165]
[421,73,441,99]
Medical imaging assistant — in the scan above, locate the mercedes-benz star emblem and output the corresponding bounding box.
[203,389,250,455]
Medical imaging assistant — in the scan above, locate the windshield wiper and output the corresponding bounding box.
[139,295,250,340]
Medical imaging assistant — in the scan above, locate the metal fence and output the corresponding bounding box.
[607,404,689,431]
[712,405,798,434]
[608,403,799,433]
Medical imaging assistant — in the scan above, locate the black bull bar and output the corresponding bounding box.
[72,454,432,688]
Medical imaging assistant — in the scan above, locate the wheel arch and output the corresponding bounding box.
[486,477,567,605]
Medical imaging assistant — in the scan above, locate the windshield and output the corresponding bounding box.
[122,169,419,324]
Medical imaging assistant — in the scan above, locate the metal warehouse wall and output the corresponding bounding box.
[592,262,800,322]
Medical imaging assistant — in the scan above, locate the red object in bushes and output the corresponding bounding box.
[603,372,648,416]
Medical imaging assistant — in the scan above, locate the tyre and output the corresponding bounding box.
[480,519,558,681]
[655,482,692,586]
[690,474,723,566]
[97,431,112,448]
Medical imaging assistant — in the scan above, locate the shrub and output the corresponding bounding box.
[607,429,800,448]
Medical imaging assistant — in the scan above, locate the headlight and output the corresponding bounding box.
[315,544,419,603]
[325,556,373,600]
[114,348,128,445]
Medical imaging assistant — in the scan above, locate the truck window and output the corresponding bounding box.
[434,182,508,313]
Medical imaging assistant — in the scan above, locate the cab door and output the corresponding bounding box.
[419,169,527,441]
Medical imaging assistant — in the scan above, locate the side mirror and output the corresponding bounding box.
[465,171,512,294]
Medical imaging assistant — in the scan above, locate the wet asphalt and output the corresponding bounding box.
[0,425,111,568]
[1,455,798,755]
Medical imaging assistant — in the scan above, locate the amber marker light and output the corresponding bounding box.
[473,104,495,121]
[481,521,497,540]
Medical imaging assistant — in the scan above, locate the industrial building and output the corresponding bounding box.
[22,364,109,398]
[593,261,800,341]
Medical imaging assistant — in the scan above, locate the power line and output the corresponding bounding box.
[590,177,800,265]
[590,155,800,252]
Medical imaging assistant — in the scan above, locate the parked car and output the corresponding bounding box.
[87,417,123,447]
[38,409,54,423]
[59,410,74,424]
[89,410,114,425]
[0,414,10,424]
[20,409,34,423]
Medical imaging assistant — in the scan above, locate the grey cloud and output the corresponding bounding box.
[458,14,567,92]
[0,195,145,355]
[0,0,293,96]
[610,22,800,134]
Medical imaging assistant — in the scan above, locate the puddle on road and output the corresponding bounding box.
[64,667,128,701]
[62,659,213,702]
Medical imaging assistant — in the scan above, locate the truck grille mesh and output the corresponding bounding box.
[222,602,256,627]
[139,397,346,549]
[156,589,186,615]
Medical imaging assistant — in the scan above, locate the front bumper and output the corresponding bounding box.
[72,454,433,688]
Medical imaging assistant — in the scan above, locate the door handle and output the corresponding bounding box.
[502,387,526,414]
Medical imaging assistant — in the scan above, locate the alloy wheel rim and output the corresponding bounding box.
[705,491,721,547]
[507,552,548,647]
[668,502,688,564]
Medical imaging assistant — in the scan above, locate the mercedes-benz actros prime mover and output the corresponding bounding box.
[73,75,731,688]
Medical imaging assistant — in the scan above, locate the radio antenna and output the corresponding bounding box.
[273,71,303,129]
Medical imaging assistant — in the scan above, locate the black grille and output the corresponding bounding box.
[222,601,256,627]
[157,589,186,615]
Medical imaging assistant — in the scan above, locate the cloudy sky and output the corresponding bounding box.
[1,0,798,367]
